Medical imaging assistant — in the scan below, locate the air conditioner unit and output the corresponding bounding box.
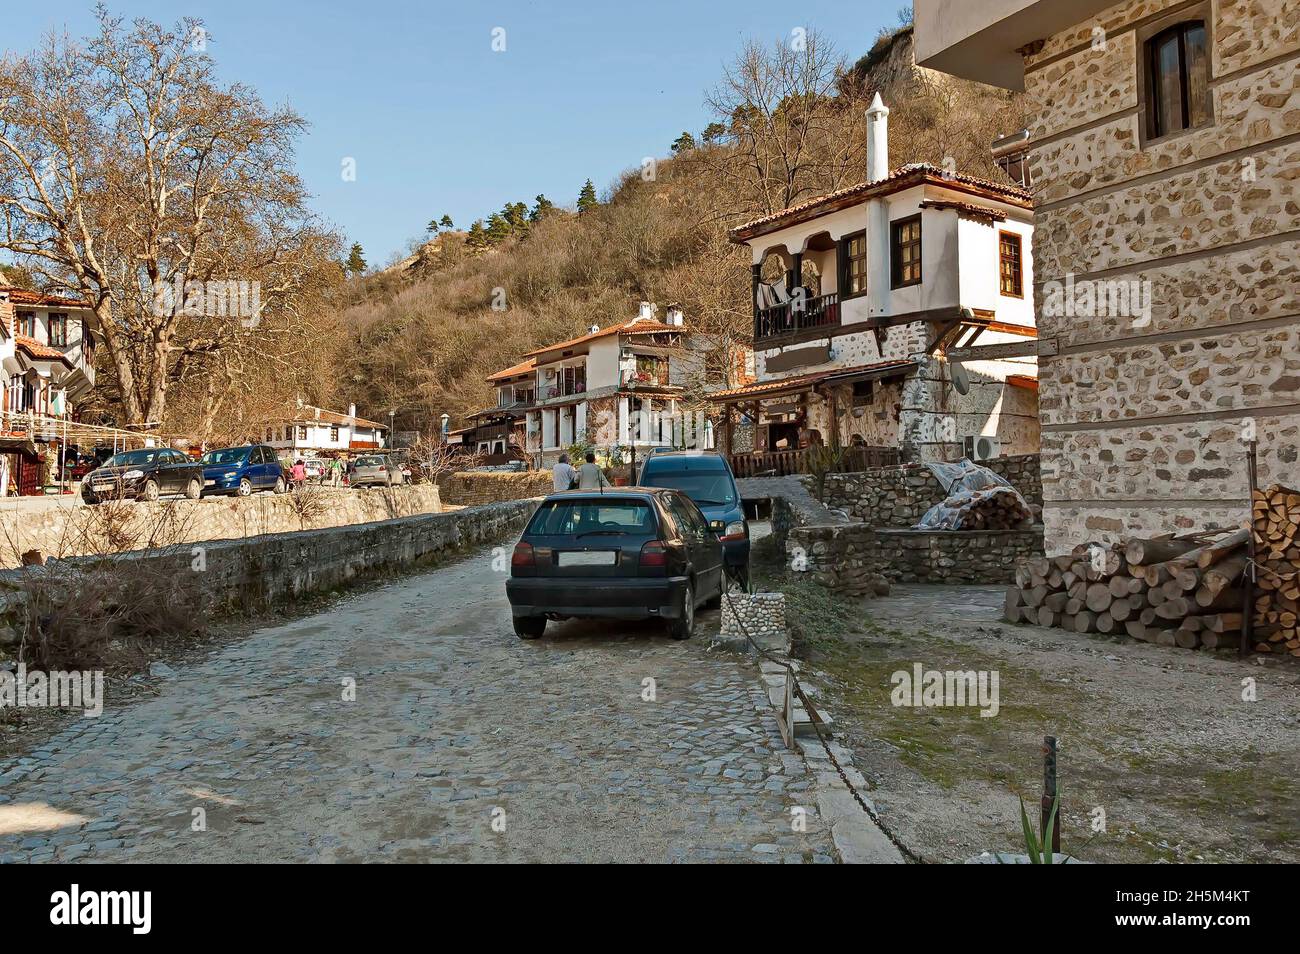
[964,435,1002,461]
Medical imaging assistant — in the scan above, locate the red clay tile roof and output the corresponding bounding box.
[523,319,686,359]
[486,357,537,382]
[15,335,73,365]
[0,286,91,308]
[729,164,1030,241]
[708,359,914,400]
[917,199,1008,222]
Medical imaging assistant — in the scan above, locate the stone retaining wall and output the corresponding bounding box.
[0,499,537,622]
[802,454,1042,528]
[787,525,1044,589]
[0,484,443,569]
[438,470,554,506]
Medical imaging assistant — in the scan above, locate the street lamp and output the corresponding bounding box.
[388,410,395,448]
[439,413,450,444]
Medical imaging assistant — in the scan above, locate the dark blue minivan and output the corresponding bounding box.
[199,444,285,497]
[638,451,749,586]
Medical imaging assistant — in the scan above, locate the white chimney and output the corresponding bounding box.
[665,304,683,326]
[589,323,600,334]
[866,92,890,184]
[637,301,655,322]
[348,403,356,420]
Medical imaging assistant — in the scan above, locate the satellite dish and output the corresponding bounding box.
[951,360,970,395]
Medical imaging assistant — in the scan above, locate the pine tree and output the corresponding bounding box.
[503,201,529,234]
[701,122,726,145]
[671,131,695,154]
[465,220,488,249]
[576,179,598,215]
[529,194,555,223]
[439,214,454,230]
[485,212,511,245]
[344,243,367,277]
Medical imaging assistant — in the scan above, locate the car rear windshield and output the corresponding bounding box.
[201,448,249,465]
[103,449,159,468]
[356,456,384,466]
[527,500,658,537]
[639,468,736,506]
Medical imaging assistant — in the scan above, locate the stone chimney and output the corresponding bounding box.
[665,303,684,326]
[588,323,600,334]
[0,291,12,337]
[866,92,890,184]
[348,402,357,420]
[637,301,656,322]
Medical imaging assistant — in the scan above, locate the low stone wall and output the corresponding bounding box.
[438,470,554,506]
[718,592,787,652]
[0,484,443,569]
[788,525,1044,589]
[803,454,1042,528]
[1,499,536,622]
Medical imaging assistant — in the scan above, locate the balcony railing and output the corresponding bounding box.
[754,291,840,342]
[728,444,898,478]
[541,383,586,400]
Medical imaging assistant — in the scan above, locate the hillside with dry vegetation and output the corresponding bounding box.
[330,23,1028,434]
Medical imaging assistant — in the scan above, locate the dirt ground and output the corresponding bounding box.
[754,540,1300,863]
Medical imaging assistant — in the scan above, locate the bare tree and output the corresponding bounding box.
[701,30,855,220]
[0,7,338,427]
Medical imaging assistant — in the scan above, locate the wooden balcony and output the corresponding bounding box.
[728,444,899,478]
[754,292,840,343]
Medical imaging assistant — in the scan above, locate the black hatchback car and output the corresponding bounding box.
[81,447,206,504]
[506,488,725,641]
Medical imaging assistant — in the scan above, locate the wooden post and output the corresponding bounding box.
[1041,736,1060,855]
[1241,440,1258,656]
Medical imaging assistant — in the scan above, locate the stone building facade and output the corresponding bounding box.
[917,0,1300,553]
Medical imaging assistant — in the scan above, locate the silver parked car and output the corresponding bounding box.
[350,454,404,487]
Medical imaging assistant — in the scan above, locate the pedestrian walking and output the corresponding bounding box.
[552,453,577,491]
[576,451,610,490]
[291,459,307,486]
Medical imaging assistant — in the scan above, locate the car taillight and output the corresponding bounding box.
[511,542,535,568]
[639,540,668,568]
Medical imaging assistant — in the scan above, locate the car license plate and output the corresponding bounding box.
[557,550,616,567]
[204,479,216,486]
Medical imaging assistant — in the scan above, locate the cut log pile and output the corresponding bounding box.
[920,485,1034,531]
[1251,484,1300,655]
[1004,527,1254,651]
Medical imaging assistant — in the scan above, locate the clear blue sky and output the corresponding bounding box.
[6,1,904,266]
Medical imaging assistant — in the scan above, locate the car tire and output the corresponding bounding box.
[237,478,253,497]
[141,479,160,502]
[513,616,546,640]
[185,478,202,500]
[667,581,695,640]
[273,477,286,494]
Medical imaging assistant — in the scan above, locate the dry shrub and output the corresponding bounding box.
[1,498,209,670]
[284,481,330,529]
[10,555,207,671]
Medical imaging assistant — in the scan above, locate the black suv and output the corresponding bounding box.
[505,487,725,641]
[82,447,206,503]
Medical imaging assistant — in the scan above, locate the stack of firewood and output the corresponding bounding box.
[1251,484,1300,655]
[1004,528,1250,650]
[922,486,1034,531]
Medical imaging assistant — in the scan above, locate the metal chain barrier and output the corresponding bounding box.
[720,586,926,864]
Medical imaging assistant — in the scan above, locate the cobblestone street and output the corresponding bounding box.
[0,542,837,863]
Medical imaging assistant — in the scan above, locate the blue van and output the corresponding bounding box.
[199,444,285,496]
[638,451,749,585]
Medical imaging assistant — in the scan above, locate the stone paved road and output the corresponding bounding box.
[0,541,836,863]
